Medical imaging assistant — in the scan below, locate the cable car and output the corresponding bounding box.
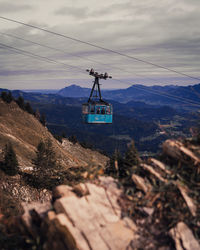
[82,69,113,124]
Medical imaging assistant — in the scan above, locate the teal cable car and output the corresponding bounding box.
[82,69,113,124]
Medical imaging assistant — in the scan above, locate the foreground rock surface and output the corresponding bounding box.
[170,222,200,250]
[21,177,138,250]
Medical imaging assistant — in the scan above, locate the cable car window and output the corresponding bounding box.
[90,105,95,113]
[106,107,110,114]
[82,105,88,114]
[96,107,100,114]
[101,107,105,114]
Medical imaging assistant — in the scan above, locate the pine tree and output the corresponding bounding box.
[61,131,66,138]
[7,91,14,103]
[53,134,62,143]
[68,135,78,144]
[16,96,25,110]
[33,140,57,173]
[33,141,46,171]
[32,140,63,189]
[1,91,13,103]
[3,143,19,176]
[34,109,41,121]
[40,114,46,126]
[43,140,57,172]
[25,102,34,114]
[32,139,60,188]
[122,140,139,178]
[1,91,7,102]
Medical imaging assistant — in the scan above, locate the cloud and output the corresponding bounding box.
[55,6,89,19]
[0,2,33,14]
[0,68,64,76]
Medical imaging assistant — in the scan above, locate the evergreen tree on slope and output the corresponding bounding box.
[3,143,19,176]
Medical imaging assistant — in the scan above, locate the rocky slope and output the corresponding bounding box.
[14,138,200,250]
[0,99,108,170]
[0,98,108,219]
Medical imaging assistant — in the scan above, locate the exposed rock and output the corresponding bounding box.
[20,177,138,250]
[52,185,75,200]
[163,139,200,165]
[132,174,152,193]
[149,158,172,175]
[170,222,200,250]
[128,139,200,249]
[141,207,154,216]
[176,182,197,217]
[140,163,168,183]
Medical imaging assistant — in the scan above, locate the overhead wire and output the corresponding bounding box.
[0,31,106,71]
[0,42,85,74]
[1,41,200,107]
[0,31,196,88]
[0,15,200,82]
[0,32,156,85]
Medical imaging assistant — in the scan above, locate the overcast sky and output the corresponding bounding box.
[0,0,200,89]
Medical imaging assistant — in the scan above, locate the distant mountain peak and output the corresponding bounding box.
[65,84,82,89]
[58,85,90,97]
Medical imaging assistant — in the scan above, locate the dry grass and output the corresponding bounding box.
[0,99,108,170]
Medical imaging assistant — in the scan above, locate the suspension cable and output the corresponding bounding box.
[0,15,200,82]
[1,42,200,107]
[0,42,84,73]
[0,31,197,88]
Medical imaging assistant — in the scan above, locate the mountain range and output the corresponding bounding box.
[58,83,200,110]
